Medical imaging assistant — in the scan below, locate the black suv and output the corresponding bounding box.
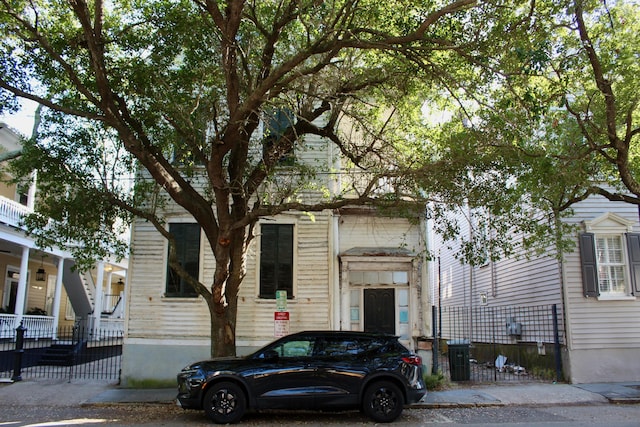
[177,330,426,423]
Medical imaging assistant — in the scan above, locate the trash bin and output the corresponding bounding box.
[447,339,470,381]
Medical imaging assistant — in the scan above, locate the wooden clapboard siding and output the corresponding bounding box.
[433,194,640,350]
[128,209,334,343]
[338,216,421,253]
[127,219,210,339]
[432,207,563,308]
[561,196,640,350]
[235,211,332,342]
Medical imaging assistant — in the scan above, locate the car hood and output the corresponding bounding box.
[187,356,253,371]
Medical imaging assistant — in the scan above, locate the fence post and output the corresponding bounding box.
[552,304,563,382]
[11,322,27,382]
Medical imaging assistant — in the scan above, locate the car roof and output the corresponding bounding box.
[289,330,399,340]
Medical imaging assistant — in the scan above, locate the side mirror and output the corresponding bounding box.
[261,349,279,361]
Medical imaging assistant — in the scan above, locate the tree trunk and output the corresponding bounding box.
[210,293,237,357]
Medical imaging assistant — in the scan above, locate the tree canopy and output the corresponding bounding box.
[1,0,638,355]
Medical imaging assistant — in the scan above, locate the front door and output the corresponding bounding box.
[363,288,395,334]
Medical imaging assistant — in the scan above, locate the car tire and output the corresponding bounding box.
[361,380,404,423]
[203,381,247,424]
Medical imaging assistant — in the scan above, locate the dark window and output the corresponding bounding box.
[263,109,295,166]
[260,224,294,299]
[165,223,200,297]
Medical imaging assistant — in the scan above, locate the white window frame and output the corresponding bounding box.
[595,234,628,296]
[584,212,637,300]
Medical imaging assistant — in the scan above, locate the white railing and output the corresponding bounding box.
[0,314,55,339]
[22,315,55,338]
[0,313,17,339]
[99,318,125,334]
[0,195,32,228]
[0,315,123,339]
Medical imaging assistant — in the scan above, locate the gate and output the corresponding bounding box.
[433,304,564,383]
[0,322,122,383]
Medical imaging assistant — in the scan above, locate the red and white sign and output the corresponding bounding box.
[274,311,290,338]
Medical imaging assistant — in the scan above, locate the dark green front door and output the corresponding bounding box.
[363,288,395,334]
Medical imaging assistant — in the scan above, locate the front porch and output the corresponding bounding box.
[0,195,128,334]
[0,313,125,339]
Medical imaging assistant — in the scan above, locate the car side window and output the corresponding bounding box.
[272,339,314,358]
[316,338,364,358]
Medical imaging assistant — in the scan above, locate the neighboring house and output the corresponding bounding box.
[430,194,640,383]
[0,122,127,338]
[121,126,431,385]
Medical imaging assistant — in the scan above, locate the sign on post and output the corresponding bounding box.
[274,290,289,337]
[274,311,290,338]
[276,290,287,311]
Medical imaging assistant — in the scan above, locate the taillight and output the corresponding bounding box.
[402,355,422,366]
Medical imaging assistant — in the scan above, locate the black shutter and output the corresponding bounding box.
[579,233,599,297]
[626,233,640,295]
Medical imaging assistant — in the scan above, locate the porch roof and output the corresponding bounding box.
[339,247,416,258]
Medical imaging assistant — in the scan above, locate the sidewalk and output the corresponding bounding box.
[1,378,640,408]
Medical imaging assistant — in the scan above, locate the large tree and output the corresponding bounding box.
[0,0,583,356]
[472,0,640,207]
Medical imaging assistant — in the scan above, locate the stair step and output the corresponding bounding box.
[37,342,85,366]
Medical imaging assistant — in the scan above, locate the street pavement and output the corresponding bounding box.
[1,377,640,409]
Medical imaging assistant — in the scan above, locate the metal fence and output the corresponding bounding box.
[0,322,122,383]
[433,304,564,383]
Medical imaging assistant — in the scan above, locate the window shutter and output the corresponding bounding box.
[579,233,599,297]
[626,233,640,295]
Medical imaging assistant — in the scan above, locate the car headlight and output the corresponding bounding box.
[181,363,201,374]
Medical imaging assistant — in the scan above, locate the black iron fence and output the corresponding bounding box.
[0,322,122,383]
[433,304,564,383]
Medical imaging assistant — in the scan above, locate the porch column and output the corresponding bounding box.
[92,262,105,334]
[105,269,113,297]
[26,171,37,210]
[340,261,350,331]
[51,257,65,339]
[14,246,30,324]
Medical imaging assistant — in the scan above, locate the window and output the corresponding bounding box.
[165,223,200,297]
[260,223,294,299]
[262,109,295,166]
[579,232,640,298]
[596,236,626,294]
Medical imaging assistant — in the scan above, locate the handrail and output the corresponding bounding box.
[0,195,32,228]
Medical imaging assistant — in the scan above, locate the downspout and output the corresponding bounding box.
[328,136,341,329]
[554,211,571,381]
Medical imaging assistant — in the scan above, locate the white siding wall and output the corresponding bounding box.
[126,220,210,340]
[560,195,640,382]
[237,211,332,346]
[429,194,640,383]
[338,215,422,253]
[430,210,563,309]
[127,210,333,344]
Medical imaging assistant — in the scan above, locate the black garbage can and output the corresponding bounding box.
[447,339,470,381]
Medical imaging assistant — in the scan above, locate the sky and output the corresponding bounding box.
[0,99,37,138]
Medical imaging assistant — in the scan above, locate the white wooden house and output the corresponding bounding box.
[0,122,127,338]
[120,129,431,385]
[429,194,640,383]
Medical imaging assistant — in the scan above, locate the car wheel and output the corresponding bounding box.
[203,381,247,424]
[362,380,404,423]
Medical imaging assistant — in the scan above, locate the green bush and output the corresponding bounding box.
[424,371,446,390]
